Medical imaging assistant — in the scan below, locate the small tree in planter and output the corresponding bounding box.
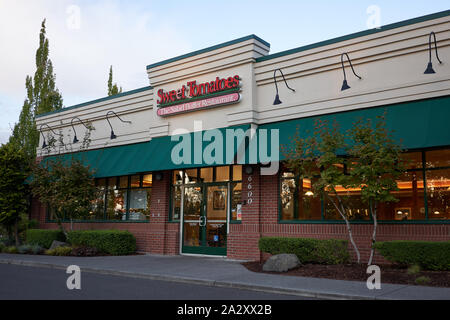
[284,119,362,263]
[30,123,98,236]
[285,114,405,265]
[348,115,404,265]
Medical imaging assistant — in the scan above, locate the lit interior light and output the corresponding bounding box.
[305,191,314,197]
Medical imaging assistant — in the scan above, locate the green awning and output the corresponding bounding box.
[44,124,251,178]
[259,95,450,161]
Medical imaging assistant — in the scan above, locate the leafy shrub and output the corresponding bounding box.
[45,246,72,256]
[0,242,5,253]
[407,264,421,275]
[17,244,33,254]
[5,246,18,254]
[259,237,350,265]
[31,245,44,255]
[71,246,100,257]
[415,276,431,285]
[67,230,136,255]
[26,229,66,249]
[374,241,450,271]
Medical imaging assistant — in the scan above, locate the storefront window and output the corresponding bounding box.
[324,186,370,221]
[378,171,425,220]
[171,185,182,221]
[106,187,127,221]
[200,167,213,183]
[216,166,230,182]
[280,172,322,221]
[131,175,141,188]
[185,169,199,184]
[279,148,450,223]
[142,174,152,187]
[128,188,151,221]
[426,169,450,220]
[232,165,242,181]
[280,177,296,220]
[231,183,242,221]
[425,149,450,169]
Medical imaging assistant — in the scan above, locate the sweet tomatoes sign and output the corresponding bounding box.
[156,75,241,116]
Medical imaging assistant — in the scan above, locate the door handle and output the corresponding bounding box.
[199,216,207,227]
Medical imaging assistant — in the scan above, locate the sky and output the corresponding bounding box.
[0,0,449,144]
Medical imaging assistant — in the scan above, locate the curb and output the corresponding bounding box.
[0,258,382,300]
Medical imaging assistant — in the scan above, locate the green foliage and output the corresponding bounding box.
[259,237,350,265]
[108,65,122,96]
[9,19,63,160]
[374,241,450,271]
[17,244,33,254]
[5,246,18,254]
[30,157,98,226]
[25,229,66,249]
[45,246,72,256]
[0,143,30,245]
[407,264,421,275]
[415,276,431,285]
[0,243,5,253]
[348,114,405,206]
[67,230,137,255]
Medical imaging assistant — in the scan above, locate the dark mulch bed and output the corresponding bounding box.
[242,262,450,288]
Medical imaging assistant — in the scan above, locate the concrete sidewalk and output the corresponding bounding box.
[0,253,449,300]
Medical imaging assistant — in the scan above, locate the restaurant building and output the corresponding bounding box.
[32,11,450,262]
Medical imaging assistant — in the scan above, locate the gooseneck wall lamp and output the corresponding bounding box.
[340,53,362,91]
[70,117,89,144]
[39,124,62,149]
[106,111,132,140]
[273,69,295,105]
[424,32,443,74]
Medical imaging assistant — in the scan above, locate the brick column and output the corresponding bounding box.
[228,165,263,261]
[148,170,171,254]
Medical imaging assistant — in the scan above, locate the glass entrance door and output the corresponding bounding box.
[182,184,228,256]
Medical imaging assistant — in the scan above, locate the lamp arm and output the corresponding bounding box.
[429,32,442,64]
[341,53,362,80]
[274,69,296,93]
[106,111,132,125]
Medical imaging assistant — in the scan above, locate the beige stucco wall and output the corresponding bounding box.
[35,14,450,156]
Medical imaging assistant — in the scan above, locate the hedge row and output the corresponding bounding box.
[67,230,136,255]
[25,229,66,249]
[259,237,350,265]
[374,241,450,271]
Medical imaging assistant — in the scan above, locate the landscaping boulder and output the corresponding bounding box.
[49,240,69,250]
[262,254,301,272]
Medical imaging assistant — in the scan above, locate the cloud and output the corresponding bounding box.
[0,0,191,143]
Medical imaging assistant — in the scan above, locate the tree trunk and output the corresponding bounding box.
[14,218,20,247]
[327,193,361,264]
[368,201,378,266]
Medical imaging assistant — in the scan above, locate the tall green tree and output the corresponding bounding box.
[0,143,30,246]
[107,65,122,96]
[9,19,63,161]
